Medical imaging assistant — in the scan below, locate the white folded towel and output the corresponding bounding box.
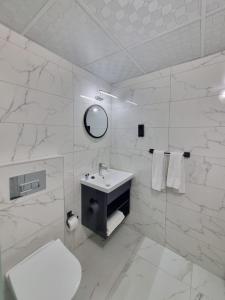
[152,150,166,192]
[107,210,125,236]
[167,152,185,193]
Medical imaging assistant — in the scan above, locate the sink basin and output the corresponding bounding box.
[80,169,134,193]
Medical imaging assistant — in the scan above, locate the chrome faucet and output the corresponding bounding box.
[99,163,108,176]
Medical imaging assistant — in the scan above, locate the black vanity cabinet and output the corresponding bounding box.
[81,180,131,239]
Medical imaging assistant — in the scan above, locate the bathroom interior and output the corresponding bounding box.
[1,0,225,299]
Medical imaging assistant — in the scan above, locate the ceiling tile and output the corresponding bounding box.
[26,0,119,67]
[84,51,143,83]
[205,9,225,56]
[0,0,49,32]
[206,0,225,13]
[79,0,201,48]
[128,22,201,74]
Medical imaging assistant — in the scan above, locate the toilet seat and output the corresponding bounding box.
[6,239,82,300]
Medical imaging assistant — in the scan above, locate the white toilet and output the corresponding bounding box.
[6,239,82,300]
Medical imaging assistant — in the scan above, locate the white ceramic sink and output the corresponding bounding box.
[80,169,134,193]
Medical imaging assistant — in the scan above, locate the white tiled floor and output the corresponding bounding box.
[73,224,225,300]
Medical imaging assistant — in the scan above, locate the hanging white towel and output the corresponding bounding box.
[152,150,166,191]
[167,152,185,193]
[107,210,125,236]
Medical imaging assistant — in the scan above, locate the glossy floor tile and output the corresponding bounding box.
[73,225,225,300]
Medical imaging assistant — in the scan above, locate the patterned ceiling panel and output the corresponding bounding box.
[25,0,119,67]
[0,0,49,32]
[205,9,225,55]
[128,21,201,74]
[0,0,225,83]
[84,51,143,83]
[79,0,201,48]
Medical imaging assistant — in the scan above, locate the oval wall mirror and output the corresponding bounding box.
[83,105,108,138]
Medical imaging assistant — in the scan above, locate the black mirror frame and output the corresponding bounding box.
[83,105,108,139]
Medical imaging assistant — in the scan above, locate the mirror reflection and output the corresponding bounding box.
[84,105,108,138]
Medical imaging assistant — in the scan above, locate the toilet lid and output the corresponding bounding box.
[6,239,81,300]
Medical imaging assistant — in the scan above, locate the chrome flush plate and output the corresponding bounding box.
[9,170,46,200]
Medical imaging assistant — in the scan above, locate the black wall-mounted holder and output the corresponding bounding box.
[66,211,78,229]
[149,149,191,158]
[138,124,144,137]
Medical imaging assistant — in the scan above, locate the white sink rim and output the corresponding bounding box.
[80,169,134,193]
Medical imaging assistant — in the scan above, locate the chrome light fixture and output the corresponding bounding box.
[80,95,103,101]
[126,100,138,106]
[99,90,118,99]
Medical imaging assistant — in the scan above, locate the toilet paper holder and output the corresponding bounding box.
[66,211,78,229]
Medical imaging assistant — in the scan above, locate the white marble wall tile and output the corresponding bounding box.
[64,172,75,237]
[63,147,74,219]
[170,96,225,127]
[1,218,64,274]
[111,127,168,153]
[0,187,64,251]
[0,157,63,207]
[171,61,225,101]
[169,127,225,158]
[187,155,225,190]
[75,147,110,179]
[190,289,210,300]
[167,202,225,251]
[113,67,171,90]
[0,23,73,72]
[166,227,225,278]
[131,182,166,221]
[126,211,166,245]
[0,81,73,126]
[111,147,151,173]
[5,30,29,51]
[0,23,11,41]
[0,38,73,99]
[28,59,73,99]
[167,183,225,221]
[112,102,169,129]
[114,76,170,106]
[0,123,73,164]
[74,126,110,152]
[171,51,225,75]
[110,150,141,174]
[24,41,73,72]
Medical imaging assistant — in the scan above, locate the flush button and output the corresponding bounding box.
[32,181,40,189]
[10,170,46,200]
